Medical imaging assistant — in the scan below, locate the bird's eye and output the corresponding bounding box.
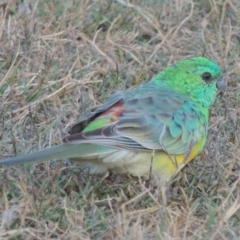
[201,72,212,82]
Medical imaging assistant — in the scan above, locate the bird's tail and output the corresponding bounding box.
[0,143,113,166]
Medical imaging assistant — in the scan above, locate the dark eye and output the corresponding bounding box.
[201,72,212,82]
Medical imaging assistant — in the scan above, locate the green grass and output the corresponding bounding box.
[0,0,240,239]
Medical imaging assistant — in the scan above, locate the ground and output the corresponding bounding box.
[0,0,240,239]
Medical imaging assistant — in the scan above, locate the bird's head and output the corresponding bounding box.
[152,57,225,108]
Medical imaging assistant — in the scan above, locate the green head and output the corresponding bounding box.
[152,57,225,108]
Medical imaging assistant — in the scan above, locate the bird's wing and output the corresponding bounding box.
[64,83,207,155]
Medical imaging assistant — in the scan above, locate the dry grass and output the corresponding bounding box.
[0,0,240,239]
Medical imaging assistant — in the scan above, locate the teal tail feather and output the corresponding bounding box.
[0,143,113,166]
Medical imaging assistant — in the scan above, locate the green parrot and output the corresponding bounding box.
[0,57,225,181]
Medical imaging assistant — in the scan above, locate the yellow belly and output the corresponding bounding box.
[152,138,206,181]
[77,138,206,182]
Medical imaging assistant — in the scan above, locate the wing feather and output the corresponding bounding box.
[64,82,208,155]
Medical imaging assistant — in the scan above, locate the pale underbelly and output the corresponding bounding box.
[70,148,196,181]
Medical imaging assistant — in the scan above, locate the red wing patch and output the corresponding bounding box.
[101,102,124,122]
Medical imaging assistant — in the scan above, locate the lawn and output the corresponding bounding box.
[0,0,240,239]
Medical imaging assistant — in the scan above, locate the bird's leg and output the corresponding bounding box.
[144,149,156,189]
[121,159,132,179]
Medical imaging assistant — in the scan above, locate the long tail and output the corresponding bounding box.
[0,143,113,166]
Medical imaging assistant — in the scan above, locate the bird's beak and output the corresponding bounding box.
[217,77,226,92]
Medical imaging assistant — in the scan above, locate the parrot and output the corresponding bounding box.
[0,57,225,182]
